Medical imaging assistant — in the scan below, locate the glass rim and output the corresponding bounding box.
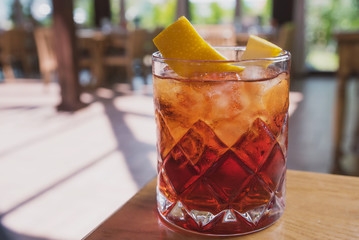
[152,46,291,63]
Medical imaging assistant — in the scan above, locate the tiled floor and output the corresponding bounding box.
[0,75,357,239]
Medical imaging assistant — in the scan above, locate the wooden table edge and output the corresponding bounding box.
[83,169,359,240]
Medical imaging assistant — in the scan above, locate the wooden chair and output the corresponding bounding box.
[0,28,32,80]
[142,27,164,80]
[194,24,237,46]
[275,22,295,53]
[103,29,148,87]
[143,27,164,56]
[35,27,94,86]
[34,27,58,85]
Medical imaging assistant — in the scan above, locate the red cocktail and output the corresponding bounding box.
[153,46,290,235]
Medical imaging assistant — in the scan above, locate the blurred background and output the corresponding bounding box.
[0,0,358,239]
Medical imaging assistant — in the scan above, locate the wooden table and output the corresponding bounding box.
[77,29,127,87]
[83,170,359,239]
[333,32,359,175]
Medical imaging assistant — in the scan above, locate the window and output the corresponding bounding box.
[126,0,176,30]
[306,0,359,71]
[189,0,272,27]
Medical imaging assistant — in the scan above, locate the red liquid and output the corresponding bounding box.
[154,73,288,235]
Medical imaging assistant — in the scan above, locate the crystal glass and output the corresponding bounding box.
[152,47,290,235]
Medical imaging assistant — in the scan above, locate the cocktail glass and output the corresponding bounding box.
[153,46,290,235]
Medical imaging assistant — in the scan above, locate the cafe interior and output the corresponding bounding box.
[0,0,358,239]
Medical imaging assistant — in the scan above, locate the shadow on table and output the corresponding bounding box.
[0,219,48,240]
[0,79,156,240]
[96,86,157,187]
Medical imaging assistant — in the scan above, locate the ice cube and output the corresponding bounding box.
[262,73,289,115]
[240,66,266,81]
[261,72,287,92]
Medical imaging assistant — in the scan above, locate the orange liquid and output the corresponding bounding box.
[154,72,288,235]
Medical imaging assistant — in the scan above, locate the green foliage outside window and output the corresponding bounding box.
[125,0,176,30]
[306,0,359,71]
[190,2,234,24]
[189,0,272,26]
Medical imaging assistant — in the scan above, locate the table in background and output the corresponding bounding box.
[77,29,128,87]
[83,170,359,240]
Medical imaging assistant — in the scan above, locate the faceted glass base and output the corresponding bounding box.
[155,116,287,235]
[157,188,285,235]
